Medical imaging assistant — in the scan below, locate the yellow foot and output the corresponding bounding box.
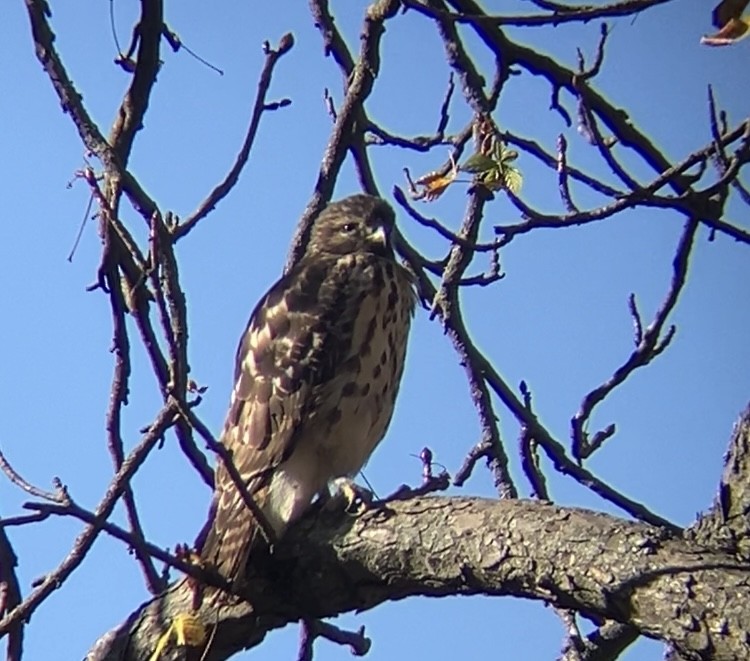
[148,613,207,661]
[328,477,374,514]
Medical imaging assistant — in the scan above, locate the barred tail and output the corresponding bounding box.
[199,496,260,584]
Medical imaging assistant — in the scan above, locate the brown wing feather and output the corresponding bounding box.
[200,256,356,581]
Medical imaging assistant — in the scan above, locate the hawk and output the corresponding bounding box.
[199,194,416,584]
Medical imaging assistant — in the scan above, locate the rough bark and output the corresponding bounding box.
[87,496,750,661]
[689,404,750,561]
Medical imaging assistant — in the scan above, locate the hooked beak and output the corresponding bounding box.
[370,224,388,247]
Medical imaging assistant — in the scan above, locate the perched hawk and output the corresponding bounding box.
[200,194,416,583]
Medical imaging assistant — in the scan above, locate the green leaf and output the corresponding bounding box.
[503,167,523,194]
[460,152,497,174]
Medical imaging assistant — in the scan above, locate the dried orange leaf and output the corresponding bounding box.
[702,15,750,45]
[419,172,457,201]
[703,0,750,44]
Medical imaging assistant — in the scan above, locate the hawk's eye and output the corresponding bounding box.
[341,222,358,234]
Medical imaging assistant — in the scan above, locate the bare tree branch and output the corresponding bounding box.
[174,34,295,240]
[571,217,699,461]
[24,0,158,220]
[103,248,165,595]
[404,0,672,28]
[0,404,180,636]
[285,0,400,272]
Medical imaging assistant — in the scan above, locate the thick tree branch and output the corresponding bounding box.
[87,496,750,661]
[689,404,750,561]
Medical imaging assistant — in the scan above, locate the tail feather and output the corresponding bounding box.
[199,496,260,583]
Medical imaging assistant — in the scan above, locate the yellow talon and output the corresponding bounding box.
[340,480,361,512]
[329,477,373,514]
[174,613,207,646]
[148,613,207,661]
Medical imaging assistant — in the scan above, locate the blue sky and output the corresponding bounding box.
[1,1,749,659]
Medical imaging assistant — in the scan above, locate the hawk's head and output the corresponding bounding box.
[307,194,396,258]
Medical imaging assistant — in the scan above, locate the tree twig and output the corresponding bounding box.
[571,217,698,461]
[0,404,180,636]
[175,34,295,240]
[297,619,370,661]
